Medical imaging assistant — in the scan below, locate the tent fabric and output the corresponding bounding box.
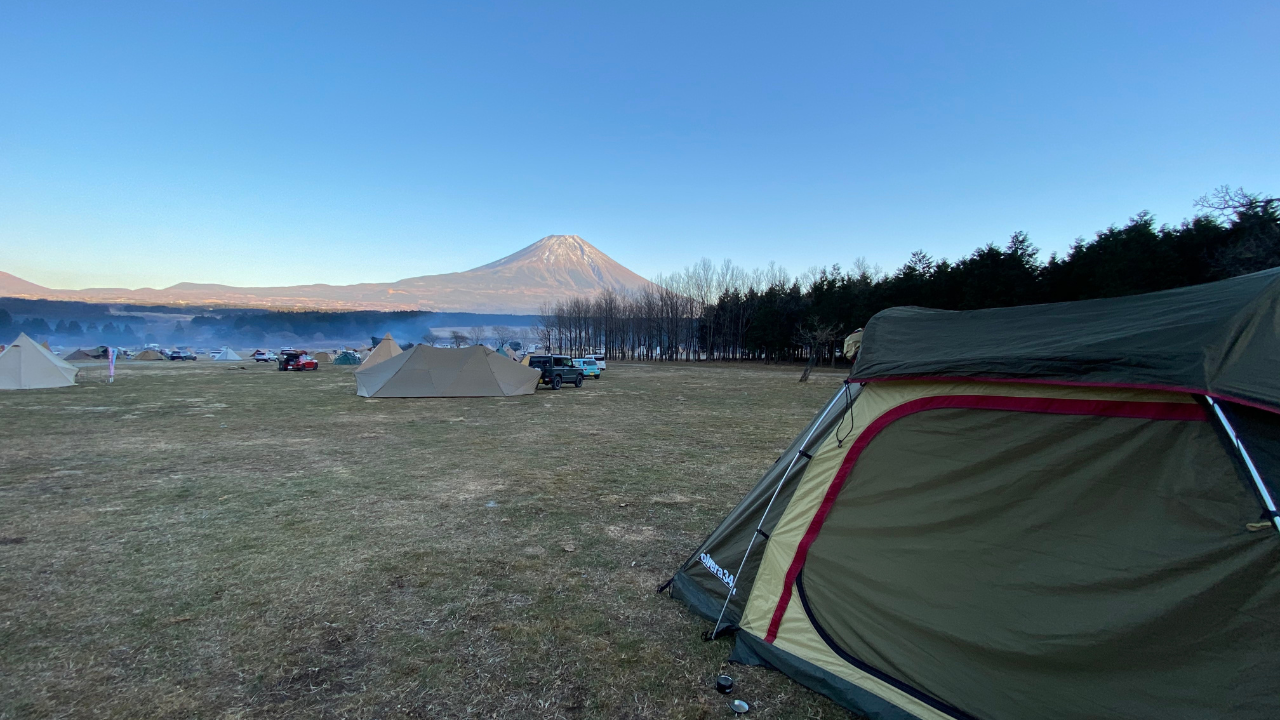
[362,333,403,368]
[133,349,165,360]
[355,344,541,398]
[64,346,108,361]
[842,330,862,360]
[669,379,1280,720]
[313,352,333,363]
[0,333,79,390]
[211,347,243,361]
[669,384,861,629]
[333,351,361,365]
[852,266,1280,413]
[731,631,933,720]
[801,406,1264,720]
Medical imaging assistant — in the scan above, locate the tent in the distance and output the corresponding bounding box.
[355,344,541,398]
[211,347,243,361]
[361,333,402,368]
[333,350,361,365]
[312,351,333,363]
[64,346,109,361]
[0,333,79,390]
[133,349,165,360]
[665,267,1280,720]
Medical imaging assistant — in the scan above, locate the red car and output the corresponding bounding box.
[277,352,318,371]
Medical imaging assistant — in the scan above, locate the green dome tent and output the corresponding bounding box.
[333,351,361,365]
[665,267,1280,720]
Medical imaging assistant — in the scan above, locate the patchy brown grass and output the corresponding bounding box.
[0,358,856,719]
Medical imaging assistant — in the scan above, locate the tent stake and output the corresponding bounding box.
[1206,397,1280,538]
[706,383,856,640]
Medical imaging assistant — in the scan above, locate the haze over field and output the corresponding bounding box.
[0,235,654,314]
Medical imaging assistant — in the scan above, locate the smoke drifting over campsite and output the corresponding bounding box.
[0,298,534,350]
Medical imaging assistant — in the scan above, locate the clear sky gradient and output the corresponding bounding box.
[2,2,1277,289]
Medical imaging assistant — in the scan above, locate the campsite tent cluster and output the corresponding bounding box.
[666,266,1280,720]
[10,265,1280,717]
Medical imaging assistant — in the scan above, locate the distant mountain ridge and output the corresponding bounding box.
[0,235,654,314]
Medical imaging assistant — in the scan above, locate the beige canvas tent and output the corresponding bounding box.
[362,333,403,368]
[355,344,541,398]
[133,349,165,360]
[64,346,109,361]
[211,347,243,361]
[313,351,333,363]
[0,333,79,390]
[842,329,863,360]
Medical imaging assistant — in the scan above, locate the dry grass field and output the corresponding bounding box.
[0,358,855,719]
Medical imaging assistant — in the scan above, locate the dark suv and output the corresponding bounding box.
[527,354,584,389]
[167,349,197,361]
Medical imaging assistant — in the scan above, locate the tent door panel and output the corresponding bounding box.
[796,404,1278,720]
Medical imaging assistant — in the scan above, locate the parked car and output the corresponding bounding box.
[277,351,318,371]
[252,350,278,362]
[572,358,602,378]
[527,354,584,389]
[584,353,606,371]
[167,349,197,361]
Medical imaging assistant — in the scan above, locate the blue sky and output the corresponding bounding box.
[1,1,1277,289]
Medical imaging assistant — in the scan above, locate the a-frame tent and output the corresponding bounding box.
[64,346,109,361]
[355,344,541,398]
[665,267,1280,720]
[362,333,402,368]
[0,333,80,390]
[211,347,243,361]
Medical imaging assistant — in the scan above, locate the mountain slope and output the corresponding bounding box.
[0,271,54,298]
[0,235,654,313]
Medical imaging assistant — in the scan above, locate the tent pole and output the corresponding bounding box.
[706,382,856,640]
[1206,397,1280,538]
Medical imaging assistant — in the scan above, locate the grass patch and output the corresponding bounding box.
[0,359,855,718]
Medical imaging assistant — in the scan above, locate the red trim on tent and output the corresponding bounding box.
[847,373,1280,416]
[762,393,1207,644]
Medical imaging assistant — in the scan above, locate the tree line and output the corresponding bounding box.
[535,187,1280,363]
